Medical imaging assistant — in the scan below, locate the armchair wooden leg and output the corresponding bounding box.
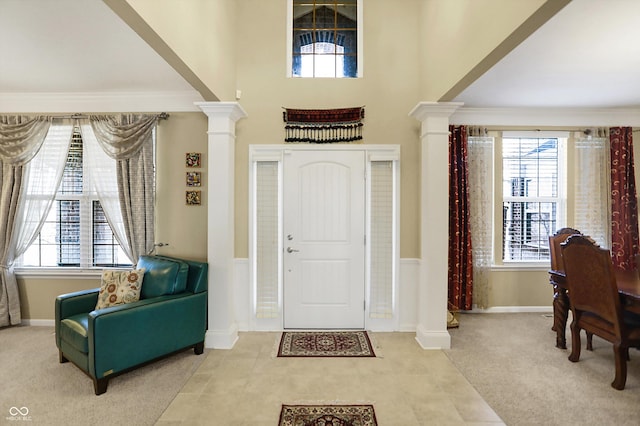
[94,378,109,395]
[194,341,204,355]
[59,350,69,363]
[612,344,628,390]
[586,332,593,351]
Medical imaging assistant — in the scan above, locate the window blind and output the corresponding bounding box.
[255,161,280,319]
[369,161,394,318]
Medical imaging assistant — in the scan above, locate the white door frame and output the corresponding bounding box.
[249,144,400,331]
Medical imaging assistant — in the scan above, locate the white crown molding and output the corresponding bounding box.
[451,106,640,127]
[0,90,204,113]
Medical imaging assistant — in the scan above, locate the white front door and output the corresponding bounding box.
[283,150,366,329]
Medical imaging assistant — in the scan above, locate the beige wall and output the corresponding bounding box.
[488,270,550,307]
[125,0,238,101]
[154,113,209,260]
[18,277,103,321]
[419,0,546,100]
[233,0,423,259]
[17,1,588,320]
[18,112,209,320]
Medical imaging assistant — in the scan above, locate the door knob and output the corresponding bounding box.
[286,247,299,253]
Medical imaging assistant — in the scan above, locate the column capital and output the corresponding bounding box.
[409,102,464,123]
[196,101,248,122]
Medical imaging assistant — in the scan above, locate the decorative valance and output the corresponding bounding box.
[89,114,160,160]
[283,107,365,143]
[0,116,51,166]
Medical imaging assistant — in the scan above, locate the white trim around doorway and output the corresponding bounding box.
[248,144,401,331]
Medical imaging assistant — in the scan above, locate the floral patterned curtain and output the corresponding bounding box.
[448,125,473,310]
[610,127,639,270]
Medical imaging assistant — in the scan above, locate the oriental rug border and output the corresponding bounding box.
[277,330,376,358]
[278,404,378,426]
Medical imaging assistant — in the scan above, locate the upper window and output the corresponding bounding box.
[19,128,131,268]
[291,0,359,78]
[501,135,566,262]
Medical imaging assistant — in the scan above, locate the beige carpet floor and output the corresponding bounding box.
[0,325,206,425]
[5,313,640,425]
[445,312,640,426]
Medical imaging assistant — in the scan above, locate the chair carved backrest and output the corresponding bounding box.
[549,227,582,273]
[561,235,623,335]
[561,234,640,390]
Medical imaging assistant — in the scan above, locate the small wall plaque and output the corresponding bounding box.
[186,171,201,187]
[186,152,201,168]
[186,190,201,205]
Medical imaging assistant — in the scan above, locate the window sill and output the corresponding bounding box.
[491,263,549,272]
[15,268,119,279]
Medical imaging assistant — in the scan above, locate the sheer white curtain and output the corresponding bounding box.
[12,121,74,256]
[80,123,131,263]
[573,128,611,248]
[0,116,70,326]
[88,114,158,261]
[467,129,493,309]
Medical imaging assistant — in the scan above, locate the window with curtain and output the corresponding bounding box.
[18,128,130,267]
[290,0,359,78]
[501,133,567,262]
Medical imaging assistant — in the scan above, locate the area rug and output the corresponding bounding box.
[277,331,376,357]
[278,404,378,426]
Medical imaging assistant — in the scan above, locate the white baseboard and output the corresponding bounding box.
[469,306,553,314]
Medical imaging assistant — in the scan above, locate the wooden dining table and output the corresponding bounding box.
[549,267,640,349]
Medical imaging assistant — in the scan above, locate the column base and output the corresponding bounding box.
[415,324,451,349]
[205,323,239,349]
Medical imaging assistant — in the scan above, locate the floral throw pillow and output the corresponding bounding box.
[95,268,146,310]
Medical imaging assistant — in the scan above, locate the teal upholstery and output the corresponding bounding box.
[55,255,208,395]
[137,255,189,298]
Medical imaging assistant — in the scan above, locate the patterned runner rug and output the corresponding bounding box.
[277,331,376,357]
[278,404,378,426]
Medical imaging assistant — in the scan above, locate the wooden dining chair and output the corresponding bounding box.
[549,227,582,273]
[548,228,590,349]
[561,234,640,390]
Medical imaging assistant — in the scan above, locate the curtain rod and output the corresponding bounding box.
[45,112,169,120]
[476,128,640,136]
[481,127,597,133]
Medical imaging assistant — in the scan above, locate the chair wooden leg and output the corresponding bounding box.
[586,332,593,351]
[568,321,582,362]
[612,344,628,390]
[59,350,68,363]
[553,287,570,349]
[194,341,204,355]
[94,378,109,395]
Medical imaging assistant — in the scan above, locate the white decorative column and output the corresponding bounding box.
[409,101,463,349]
[196,102,247,349]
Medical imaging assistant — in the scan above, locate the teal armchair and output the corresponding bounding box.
[55,255,208,395]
